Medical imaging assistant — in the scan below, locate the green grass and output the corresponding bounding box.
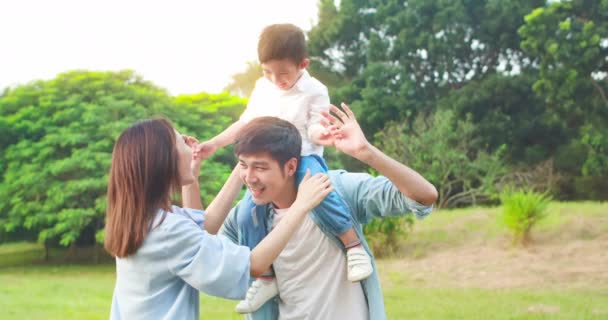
[1,201,607,319]
[383,287,608,319]
[401,201,608,257]
[1,263,606,319]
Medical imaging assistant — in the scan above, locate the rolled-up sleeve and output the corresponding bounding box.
[335,171,433,224]
[306,91,330,141]
[163,213,250,300]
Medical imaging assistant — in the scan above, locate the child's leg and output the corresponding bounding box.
[296,155,372,282]
[296,155,354,239]
[235,271,278,314]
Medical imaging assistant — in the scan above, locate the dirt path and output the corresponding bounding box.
[380,235,608,290]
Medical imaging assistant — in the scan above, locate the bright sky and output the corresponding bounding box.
[0,0,319,95]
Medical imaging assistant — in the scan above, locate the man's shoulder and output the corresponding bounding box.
[328,170,373,181]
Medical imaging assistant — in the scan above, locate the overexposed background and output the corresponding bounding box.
[0,0,318,94]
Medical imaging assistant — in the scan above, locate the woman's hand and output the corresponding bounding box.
[292,170,333,213]
[182,135,202,177]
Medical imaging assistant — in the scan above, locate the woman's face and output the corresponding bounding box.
[175,130,195,186]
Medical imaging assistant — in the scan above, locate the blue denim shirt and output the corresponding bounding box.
[220,170,433,320]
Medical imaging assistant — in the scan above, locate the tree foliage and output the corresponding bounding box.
[308,0,608,202]
[224,61,262,97]
[376,110,506,208]
[0,70,245,247]
[308,0,545,135]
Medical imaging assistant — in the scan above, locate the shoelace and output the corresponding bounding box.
[245,281,262,299]
[348,252,370,269]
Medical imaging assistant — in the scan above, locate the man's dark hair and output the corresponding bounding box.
[235,117,302,167]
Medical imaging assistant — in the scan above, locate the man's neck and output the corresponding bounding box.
[271,182,298,210]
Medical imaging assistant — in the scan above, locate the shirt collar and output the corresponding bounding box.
[292,69,312,92]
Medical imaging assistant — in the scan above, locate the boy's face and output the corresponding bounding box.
[238,152,297,207]
[261,58,309,91]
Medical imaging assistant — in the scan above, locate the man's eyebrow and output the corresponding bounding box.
[238,159,269,166]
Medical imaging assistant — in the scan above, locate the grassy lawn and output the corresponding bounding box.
[1,263,606,320]
[1,201,607,319]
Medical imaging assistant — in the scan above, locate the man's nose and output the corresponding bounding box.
[244,168,258,183]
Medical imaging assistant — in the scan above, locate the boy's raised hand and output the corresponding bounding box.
[194,140,218,160]
[314,129,335,146]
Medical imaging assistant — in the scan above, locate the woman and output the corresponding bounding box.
[104,118,331,319]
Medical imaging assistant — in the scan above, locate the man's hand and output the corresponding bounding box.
[194,140,219,160]
[321,103,372,162]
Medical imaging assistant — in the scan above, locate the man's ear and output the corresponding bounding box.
[285,157,299,177]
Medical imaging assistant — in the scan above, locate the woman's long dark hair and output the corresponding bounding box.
[104,118,181,258]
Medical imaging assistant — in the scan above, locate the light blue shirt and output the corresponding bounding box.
[110,206,251,320]
[220,170,433,320]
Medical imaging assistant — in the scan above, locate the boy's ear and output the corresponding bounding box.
[299,58,310,70]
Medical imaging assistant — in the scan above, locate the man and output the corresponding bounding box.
[221,103,438,320]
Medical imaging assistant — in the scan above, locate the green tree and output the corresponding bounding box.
[519,0,608,124]
[519,0,608,199]
[0,70,245,249]
[224,61,261,97]
[376,110,506,208]
[437,74,564,165]
[308,0,545,136]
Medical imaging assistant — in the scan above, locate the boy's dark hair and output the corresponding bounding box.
[235,117,302,167]
[258,23,307,64]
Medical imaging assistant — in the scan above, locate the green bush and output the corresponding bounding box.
[500,189,551,245]
[363,215,414,258]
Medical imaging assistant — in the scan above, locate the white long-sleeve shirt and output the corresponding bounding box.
[240,70,330,156]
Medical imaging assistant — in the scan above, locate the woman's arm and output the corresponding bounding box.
[248,172,332,277]
[202,166,243,234]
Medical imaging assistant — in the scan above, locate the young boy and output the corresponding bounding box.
[195,23,372,314]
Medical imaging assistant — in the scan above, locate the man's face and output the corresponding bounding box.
[261,58,309,90]
[238,152,296,206]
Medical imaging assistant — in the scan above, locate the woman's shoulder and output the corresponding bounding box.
[152,206,206,233]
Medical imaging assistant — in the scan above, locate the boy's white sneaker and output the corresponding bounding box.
[347,246,373,282]
[235,278,279,314]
